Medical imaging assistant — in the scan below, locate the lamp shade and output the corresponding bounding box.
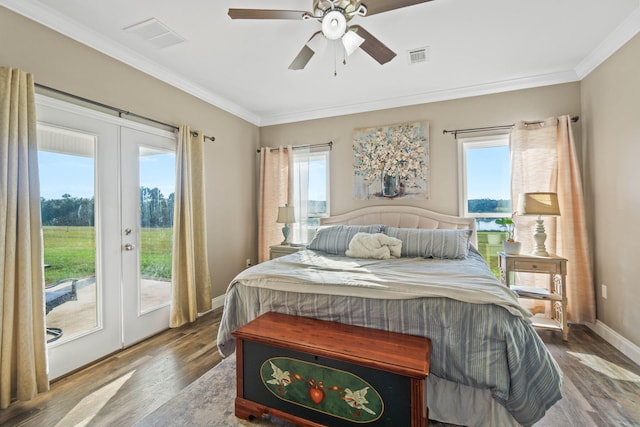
[276,205,296,223]
[517,192,560,216]
[342,30,365,56]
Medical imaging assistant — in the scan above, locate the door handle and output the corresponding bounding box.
[124,243,136,251]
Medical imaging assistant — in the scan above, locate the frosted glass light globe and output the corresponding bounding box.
[321,10,346,40]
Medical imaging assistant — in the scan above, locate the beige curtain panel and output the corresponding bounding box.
[170,126,212,328]
[510,115,595,324]
[0,67,49,408]
[258,146,290,263]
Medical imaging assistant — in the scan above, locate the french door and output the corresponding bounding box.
[37,96,175,379]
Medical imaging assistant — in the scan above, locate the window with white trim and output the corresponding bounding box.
[458,134,510,275]
[290,147,330,245]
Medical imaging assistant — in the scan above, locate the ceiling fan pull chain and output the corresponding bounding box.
[334,42,338,76]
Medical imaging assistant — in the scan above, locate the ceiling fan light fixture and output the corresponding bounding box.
[321,10,347,40]
[342,29,364,56]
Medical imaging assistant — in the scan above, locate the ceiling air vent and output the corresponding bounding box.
[124,18,185,49]
[407,47,430,65]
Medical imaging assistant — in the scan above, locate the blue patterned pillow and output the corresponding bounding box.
[307,224,386,255]
[384,227,472,259]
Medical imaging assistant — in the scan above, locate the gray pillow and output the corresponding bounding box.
[307,224,386,255]
[384,227,472,259]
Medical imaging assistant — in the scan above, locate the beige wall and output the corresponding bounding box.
[261,83,582,218]
[581,33,640,347]
[0,7,259,299]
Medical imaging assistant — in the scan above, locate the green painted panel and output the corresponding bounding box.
[260,357,384,423]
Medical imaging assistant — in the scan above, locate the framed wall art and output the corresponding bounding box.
[353,120,429,200]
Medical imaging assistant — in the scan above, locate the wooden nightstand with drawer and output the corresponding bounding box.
[498,252,568,341]
[269,244,302,260]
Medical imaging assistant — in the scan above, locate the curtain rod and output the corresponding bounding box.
[256,141,333,153]
[35,83,215,142]
[443,116,579,138]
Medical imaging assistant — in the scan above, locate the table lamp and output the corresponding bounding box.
[517,192,560,257]
[276,204,296,245]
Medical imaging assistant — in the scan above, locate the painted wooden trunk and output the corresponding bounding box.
[233,312,431,427]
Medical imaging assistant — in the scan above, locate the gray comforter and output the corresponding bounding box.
[217,249,562,426]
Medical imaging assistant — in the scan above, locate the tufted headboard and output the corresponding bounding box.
[320,205,478,247]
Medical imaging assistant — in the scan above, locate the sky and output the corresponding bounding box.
[466,145,511,200]
[308,157,326,201]
[38,151,175,200]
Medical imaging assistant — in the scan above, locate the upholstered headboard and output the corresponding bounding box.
[320,205,478,247]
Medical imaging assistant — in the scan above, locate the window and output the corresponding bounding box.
[290,147,330,244]
[458,135,510,275]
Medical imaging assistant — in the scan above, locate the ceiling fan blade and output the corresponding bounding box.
[342,30,365,56]
[228,9,308,20]
[289,31,323,70]
[289,46,315,70]
[306,31,328,54]
[351,25,396,65]
[362,0,433,16]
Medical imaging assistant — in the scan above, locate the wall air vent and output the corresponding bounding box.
[407,47,430,65]
[124,18,185,49]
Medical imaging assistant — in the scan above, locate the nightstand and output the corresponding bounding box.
[498,252,568,341]
[269,244,302,260]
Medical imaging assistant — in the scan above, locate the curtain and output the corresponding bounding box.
[510,115,595,324]
[258,146,289,263]
[170,126,212,328]
[289,146,310,245]
[0,67,49,408]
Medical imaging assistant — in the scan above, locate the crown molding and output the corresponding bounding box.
[0,0,261,126]
[575,5,640,79]
[258,70,580,126]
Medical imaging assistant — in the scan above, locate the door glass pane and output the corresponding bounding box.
[139,146,175,313]
[38,125,98,343]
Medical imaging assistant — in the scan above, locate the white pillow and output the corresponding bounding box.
[345,232,402,259]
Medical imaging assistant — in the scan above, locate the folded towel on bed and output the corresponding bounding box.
[345,232,402,259]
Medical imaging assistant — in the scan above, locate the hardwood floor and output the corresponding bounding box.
[534,326,640,427]
[1,310,639,426]
[0,309,223,427]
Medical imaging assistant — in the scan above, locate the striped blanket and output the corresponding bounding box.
[217,249,562,426]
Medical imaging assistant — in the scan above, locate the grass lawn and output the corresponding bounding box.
[43,226,172,284]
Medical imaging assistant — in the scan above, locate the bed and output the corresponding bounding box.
[217,206,562,427]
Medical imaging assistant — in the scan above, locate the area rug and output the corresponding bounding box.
[136,353,459,427]
[136,353,293,427]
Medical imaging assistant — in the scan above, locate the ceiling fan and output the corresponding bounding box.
[228,0,433,70]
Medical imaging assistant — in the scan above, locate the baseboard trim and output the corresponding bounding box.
[211,295,225,311]
[587,320,640,367]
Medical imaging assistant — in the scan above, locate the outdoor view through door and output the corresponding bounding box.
[138,146,175,312]
[39,125,98,342]
[38,116,175,357]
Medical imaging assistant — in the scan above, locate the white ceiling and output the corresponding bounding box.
[3,0,640,126]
